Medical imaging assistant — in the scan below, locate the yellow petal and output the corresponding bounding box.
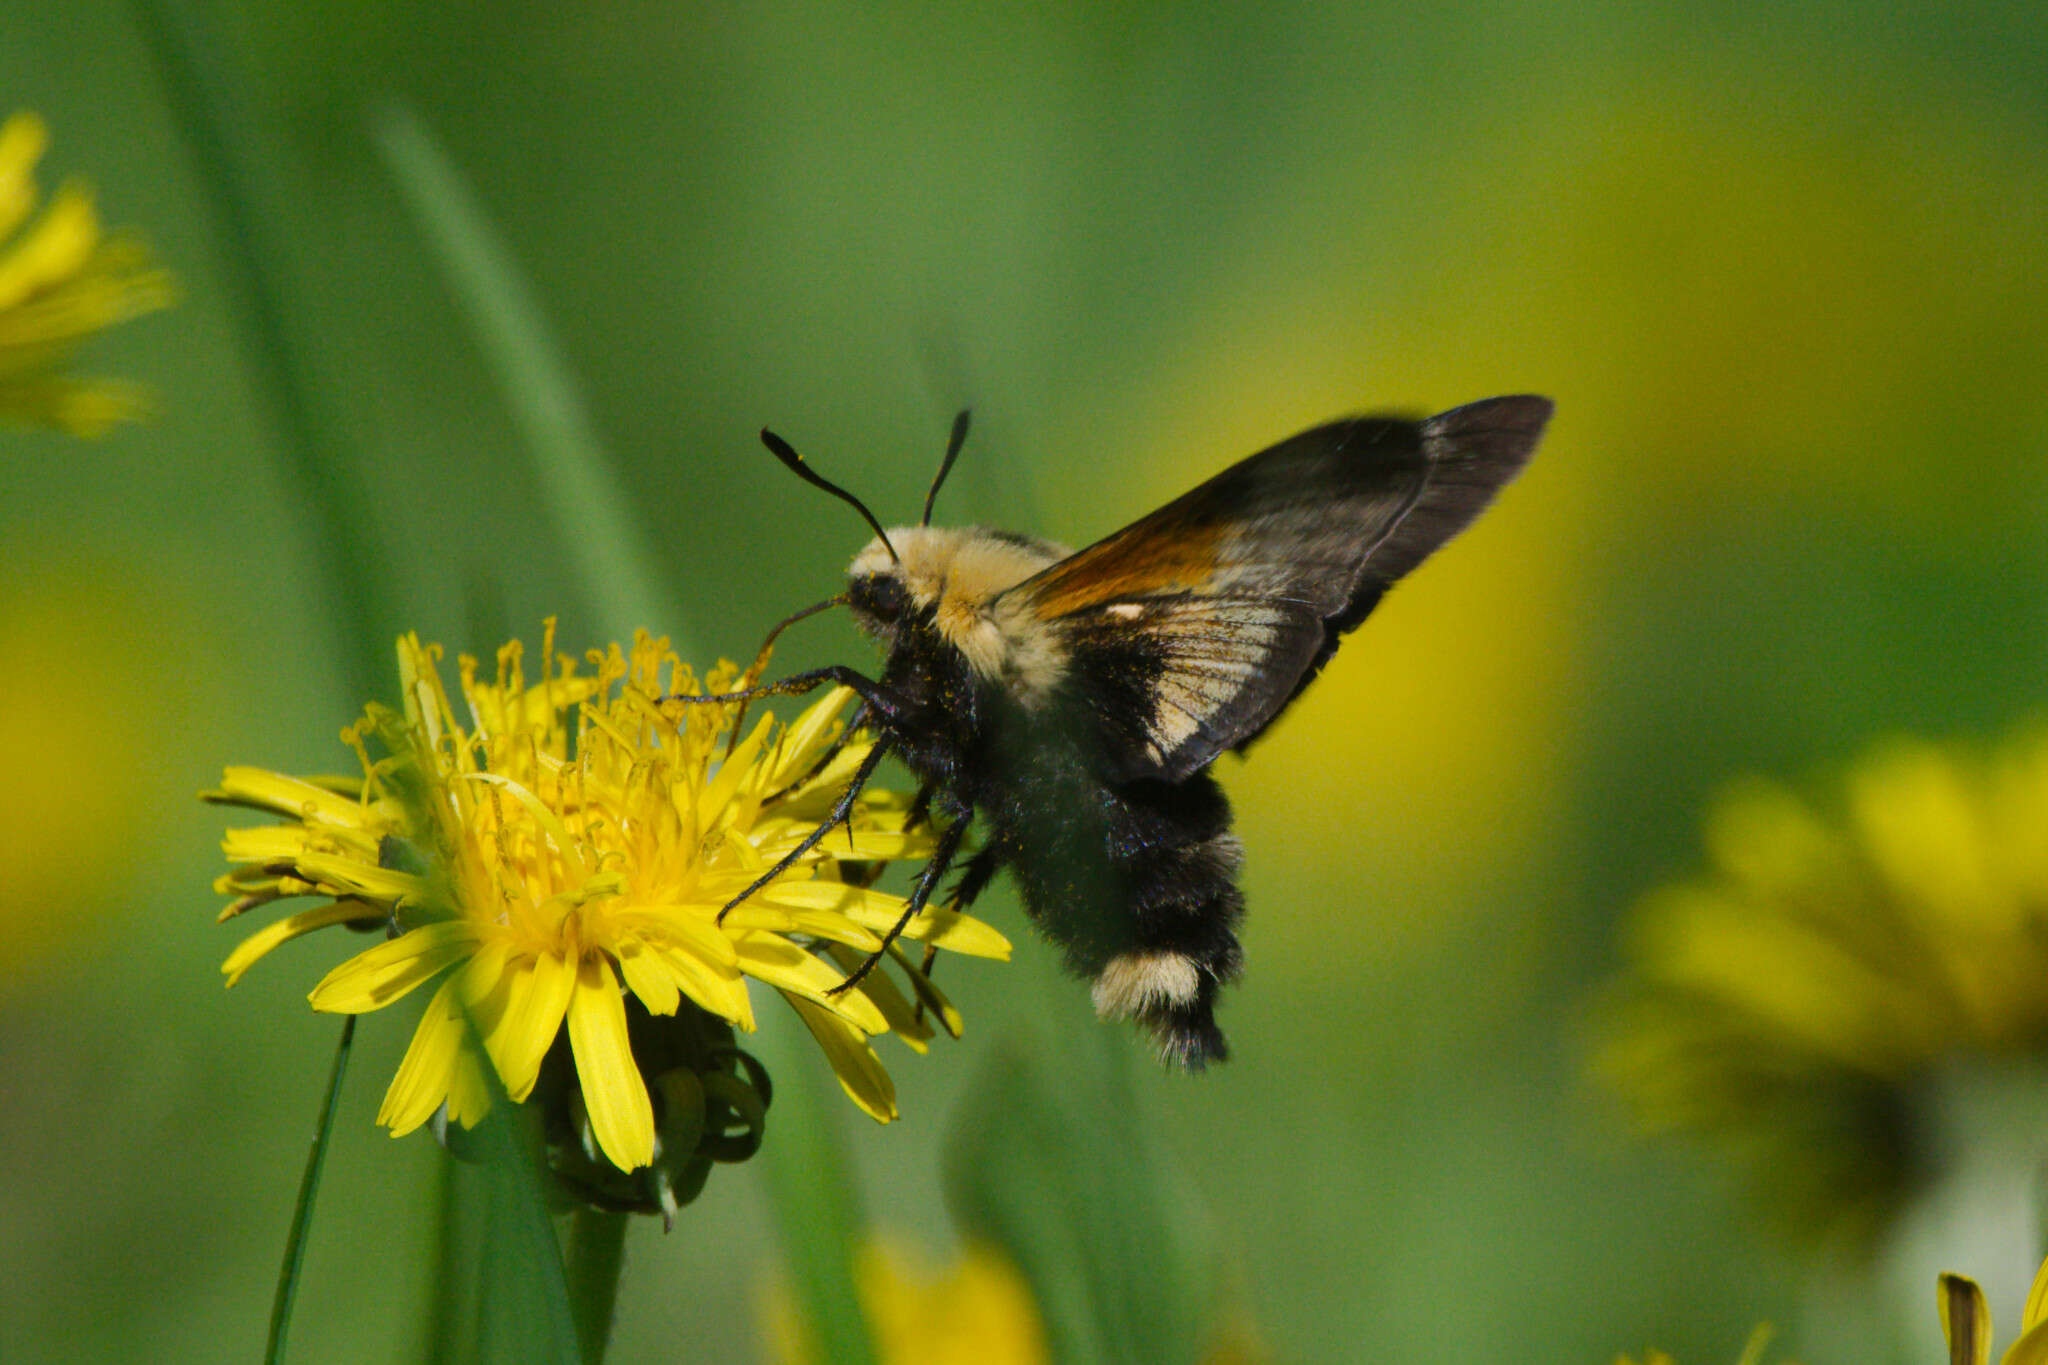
[766,685,853,788]
[701,713,775,829]
[566,954,654,1171]
[205,766,378,827]
[215,885,287,923]
[376,974,474,1135]
[788,995,897,1122]
[220,899,381,986]
[220,823,383,868]
[888,946,966,1040]
[443,1037,493,1131]
[750,821,930,864]
[2024,1252,2048,1333]
[1940,1272,1992,1365]
[289,849,427,904]
[775,738,874,807]
[609,909,752,1023]
[219,824,323,863]
[0,182,96,312]
[0,112,48,241]
[823,944,932,1052]
[2006,1321,2048,1365]
[611,908,738,968]
[644,936,753,1028]
[615,937,680,1016]
[770,881,1011,960]
[459,771,592,879]
[483,950,574,1102]
[721,901,884,953]
[733,883,1007,970]
[308,920,476,1013]
[735,934,889,1034]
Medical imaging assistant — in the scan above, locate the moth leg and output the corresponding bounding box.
[946,845,1001,912]
[724,593,852,757]
[910,843,999,1027]
[822,756,912,894]
[671,664,908,725]
[715,735,894,924]
[828,813,968,998]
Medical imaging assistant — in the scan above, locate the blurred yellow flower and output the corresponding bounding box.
[1940,1256,2048,1365]
[1594,728,2048,1239]
[0,111,170,435]
[766,1236,1268,1365]
[0,562,182,983]
[768,1240,1049,1365]
[857,1240,1049,1365]
[208,625,1007,1175]
[1614,1325,1779,1365]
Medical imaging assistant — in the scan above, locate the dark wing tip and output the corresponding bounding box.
[1423,393,1552,456]
[1358,394,1552,586]
[1420,393,1553,474]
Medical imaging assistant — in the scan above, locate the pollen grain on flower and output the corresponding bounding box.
[0,111,171,436]
[206,624,1008,1182]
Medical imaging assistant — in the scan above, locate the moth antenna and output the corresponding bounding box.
[761,428,899,563]
[921,408,972,526]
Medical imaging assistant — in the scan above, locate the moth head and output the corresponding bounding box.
[763,413,1054,649]
[849,525,1070,654]
[846,526,958,643]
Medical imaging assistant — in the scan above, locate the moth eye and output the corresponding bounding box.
[851,573,909,622]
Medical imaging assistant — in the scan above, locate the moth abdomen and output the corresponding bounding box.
[1011,770,1247,1069]
[1104,821,1247,1070]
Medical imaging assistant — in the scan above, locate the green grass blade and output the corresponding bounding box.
[126,0,403,705]
[127,1,447,1356]
[945,1020,1224,1365]
[750,1040,879,1365]
[565,1207,630,1362]
[262,1016,355,1365]
[370,103,670,645]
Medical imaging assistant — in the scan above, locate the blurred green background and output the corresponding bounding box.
[5,2,2047,1361]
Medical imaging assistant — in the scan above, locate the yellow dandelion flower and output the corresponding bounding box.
[1939,1256,2048,1365]
[0,112,171,435]
[207,624,1008,1182]
[1593,728,2048,1240]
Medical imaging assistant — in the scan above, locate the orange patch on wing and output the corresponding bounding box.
[1029,518,1227,617]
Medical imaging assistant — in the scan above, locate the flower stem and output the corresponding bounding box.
[264,1016,354,1365]
[564,1208,630,1363]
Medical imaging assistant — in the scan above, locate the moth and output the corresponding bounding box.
[696,395,1552,1066]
